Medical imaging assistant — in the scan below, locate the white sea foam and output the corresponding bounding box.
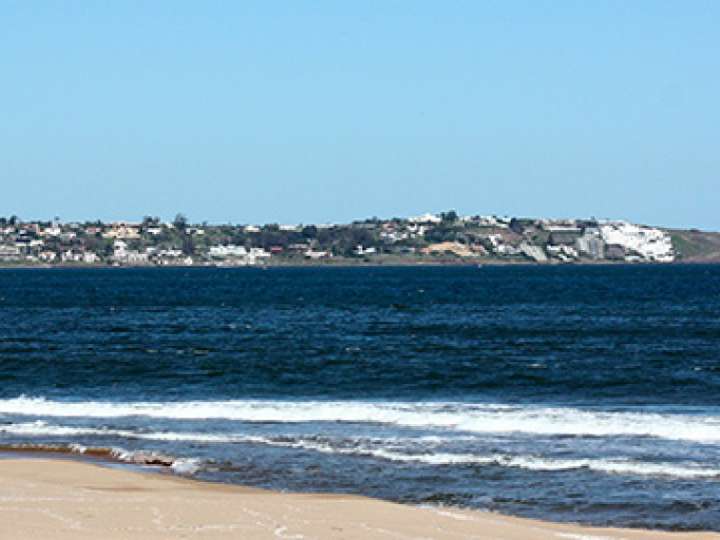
[0,421,247,443]
[0,397,719,444]
[2,421,718,480]
[170,458,202,475]
[370,451,720,479]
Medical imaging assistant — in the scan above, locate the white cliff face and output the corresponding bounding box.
[599,221,675,262]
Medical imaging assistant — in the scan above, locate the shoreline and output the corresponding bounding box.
[0,259,719,270]
[0,454,717,539]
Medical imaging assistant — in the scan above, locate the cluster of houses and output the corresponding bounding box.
[373,215,676,263]
[0,214,676,266]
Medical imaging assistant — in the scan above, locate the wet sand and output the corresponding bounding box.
[0,459,717,539]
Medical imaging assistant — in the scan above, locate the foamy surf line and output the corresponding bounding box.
[0,442,202,475]
[1,397,719,443]
[2,422,719,480]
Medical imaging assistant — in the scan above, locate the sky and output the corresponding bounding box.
[1,1,718,229]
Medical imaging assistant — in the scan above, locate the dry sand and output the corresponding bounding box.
[0,458,716,540]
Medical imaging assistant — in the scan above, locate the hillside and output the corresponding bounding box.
[667,229,720,262]
[1,215,719,266]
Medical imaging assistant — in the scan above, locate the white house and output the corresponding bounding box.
[599,221,674,262]
[305,249,331,260]
[408,213,442,224]
[83,252,99,264]
[209,245,248,258]
[354,245,378,256]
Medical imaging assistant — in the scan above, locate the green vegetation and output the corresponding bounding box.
[669,231,720,261]
[0,213,718,266]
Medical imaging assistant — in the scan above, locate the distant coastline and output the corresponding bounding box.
[2,213,719,268]
[1,258,720,270]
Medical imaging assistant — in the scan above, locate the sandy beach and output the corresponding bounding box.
[0,458,715,540]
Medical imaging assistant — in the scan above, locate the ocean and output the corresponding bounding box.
[0,265,718,531]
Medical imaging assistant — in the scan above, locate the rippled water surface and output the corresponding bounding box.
[0,266,719,530]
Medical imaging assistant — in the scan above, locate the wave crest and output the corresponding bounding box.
[2,421,718,480]
[0,397,718,443]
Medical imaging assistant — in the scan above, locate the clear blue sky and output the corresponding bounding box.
[2,1,718,228]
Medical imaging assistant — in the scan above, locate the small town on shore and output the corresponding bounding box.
[0,212,717,267]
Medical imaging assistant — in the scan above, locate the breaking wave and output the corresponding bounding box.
[0,397,719,443]
[2,421,718,480]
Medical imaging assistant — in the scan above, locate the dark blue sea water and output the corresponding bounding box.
[1,266,719,531]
